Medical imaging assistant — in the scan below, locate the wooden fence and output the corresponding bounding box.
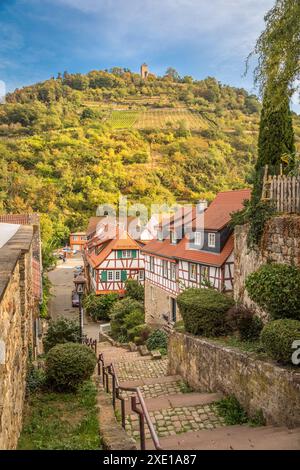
[262,166,300,214]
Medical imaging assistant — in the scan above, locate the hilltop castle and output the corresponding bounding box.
[140,63,149,79]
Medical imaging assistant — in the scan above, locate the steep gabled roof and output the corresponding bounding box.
[85,227,141,268]
[202,189,251,231]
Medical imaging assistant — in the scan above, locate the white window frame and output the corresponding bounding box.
[114,270,121,282]
[122,250,131,258]
[157,230,163,241]
[73,235,78,241]
[194,231,202,246]
[189,263,197,281]
[107,270,114,281]
[170,263,176,281]
[149,256,155,273]
[163,260,168,279]
[139,270,144,281]
[208,232,216,248]
[170,231,176,244]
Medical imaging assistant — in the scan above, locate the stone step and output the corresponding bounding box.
[125,398,225,440]
[114,358,169,381]
[145,425,300,450]
[125,392,222,414]
[120,374,182,389]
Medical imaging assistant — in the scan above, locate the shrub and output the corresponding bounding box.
[44,318,80,353]
[83,292,118,321]
[128,324,151,344]
[246,264,300,321]
[226,305,263,341]
[146,329,168,351]
[110,297,144,341]
[260,319,300,363]
[125,279,144,301]
[177,288,234,337]
[26,364,46,394]
[45,343,96,391]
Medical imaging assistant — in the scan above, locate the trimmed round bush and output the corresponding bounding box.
[177,288,234,337]
[260,319,300,363]
[45,343,97,391]
[128,324,151,344]
[146,329,168,351]
[226,305,263,341]
[246,264,300,320]
[44,318,80,353]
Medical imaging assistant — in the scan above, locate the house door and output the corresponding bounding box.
[171,297,177,323]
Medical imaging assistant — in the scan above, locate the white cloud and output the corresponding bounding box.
[49,0,274,59]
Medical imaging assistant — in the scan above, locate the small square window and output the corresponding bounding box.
[208,233,216,248]
[115,270,121,281]
[107,271,113,281]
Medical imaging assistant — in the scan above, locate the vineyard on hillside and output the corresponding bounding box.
[108,110,139,129]
[134,108,207,130]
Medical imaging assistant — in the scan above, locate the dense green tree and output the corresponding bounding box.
[256,90,295,172]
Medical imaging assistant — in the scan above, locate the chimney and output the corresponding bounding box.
[197,199,208,213]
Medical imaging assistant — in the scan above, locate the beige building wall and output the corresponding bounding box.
[145,280,181,326]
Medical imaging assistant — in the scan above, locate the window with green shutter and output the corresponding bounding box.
[117,250,122,259]
[101,271,107,282]
[132,250,137,258]
[121,270,127,282]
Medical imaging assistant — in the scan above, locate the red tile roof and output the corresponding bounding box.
[202,189,251,230]
[85,228,142,268]
[142,189,251,267]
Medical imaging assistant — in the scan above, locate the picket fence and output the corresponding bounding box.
[262,166,300,214]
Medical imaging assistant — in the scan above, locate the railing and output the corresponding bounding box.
[97,352,162,451]
[262,165,300,214]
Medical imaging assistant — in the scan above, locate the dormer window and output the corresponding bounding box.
[208,233,216,248]
[170,231,176,244]
[194,231,202,246]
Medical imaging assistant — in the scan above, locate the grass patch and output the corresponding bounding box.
[215,395,265,427]
[178,381,194,394]
[18,381,100,450]
[211,336,266,356]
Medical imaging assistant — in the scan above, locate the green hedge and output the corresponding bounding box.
[177,288,234,337]
[109,297,144,341]
[246,264,300,320]
[260,319,300,364]
[226,305,263,341]
[83,292,118,321]
[45,343,97,391]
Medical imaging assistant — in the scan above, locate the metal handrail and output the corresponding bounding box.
[98,353,162,450]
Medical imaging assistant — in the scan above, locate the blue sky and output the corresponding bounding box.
[1,0,298,111]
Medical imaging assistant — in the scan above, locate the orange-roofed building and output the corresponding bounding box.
[141,189,251,327]
[83,216,145,296]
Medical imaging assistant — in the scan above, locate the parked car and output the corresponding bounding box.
[71,290,80,307]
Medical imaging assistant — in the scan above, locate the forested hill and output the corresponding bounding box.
[0,68,299,249]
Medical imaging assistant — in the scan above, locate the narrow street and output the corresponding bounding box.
[47,254,100,340]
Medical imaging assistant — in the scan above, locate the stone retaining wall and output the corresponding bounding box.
[234,216,300,319]
[0,226,37,449]
[168,332,300,428]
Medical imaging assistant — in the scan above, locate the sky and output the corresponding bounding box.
[0,0,298,111]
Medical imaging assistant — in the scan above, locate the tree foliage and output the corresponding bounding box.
[250,0,300,106]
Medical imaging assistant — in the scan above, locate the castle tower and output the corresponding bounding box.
[140,63,149,80]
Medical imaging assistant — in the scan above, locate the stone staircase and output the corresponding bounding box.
[98,341,300,450]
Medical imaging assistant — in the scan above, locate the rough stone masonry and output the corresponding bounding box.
[0,225,38,450]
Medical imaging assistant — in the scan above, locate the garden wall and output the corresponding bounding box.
[234,215,300,320]
[0,226,38,450]
[168,332,300,427]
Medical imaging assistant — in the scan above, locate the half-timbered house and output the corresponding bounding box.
[142,189,251,326]
[84,217,145,296]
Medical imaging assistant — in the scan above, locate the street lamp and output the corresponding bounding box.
[74,274,86,343]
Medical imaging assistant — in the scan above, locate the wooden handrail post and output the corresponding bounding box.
[131,396,146,451]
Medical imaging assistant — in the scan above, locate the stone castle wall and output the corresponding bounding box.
[0,226,36,450]
[169,332,300,427]
[234,215,300,319]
